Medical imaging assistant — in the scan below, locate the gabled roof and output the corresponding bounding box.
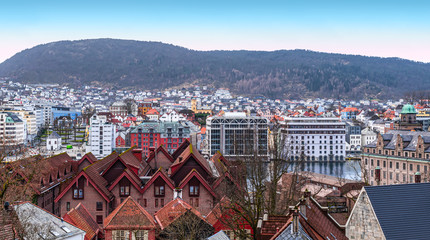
[154,198,205,230]
[92,151,120,173]
[146,145,174,164]
[108,168,143,192]
[141,168,175,193]
[362,183,430,240]
[171,139,191,160]
[14,202,85,239]
[63,203,102,240]
[77,152,98,166]
[104,197,156,230]
[55,170,113,203]
[119,146,142,169]
[47,131,61,139]
[170,144,212,178]
[178,169,217,198]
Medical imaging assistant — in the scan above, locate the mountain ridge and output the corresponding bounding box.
[1,38,429,99]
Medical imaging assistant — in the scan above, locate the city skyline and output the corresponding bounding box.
[1,0,430,63]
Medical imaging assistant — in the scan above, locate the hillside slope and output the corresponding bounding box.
[1,39,429,99]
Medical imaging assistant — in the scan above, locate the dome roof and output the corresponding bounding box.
[401,104,417,114]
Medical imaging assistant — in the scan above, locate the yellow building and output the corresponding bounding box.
[191,99,212,115]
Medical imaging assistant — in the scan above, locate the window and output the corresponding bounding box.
[96,215,103,224]
[66,202,70,211]
[390,161,393,168]
[161,198,164,207]
[114,230,126,240]
[155,199,158,207]
[403,163,406,170]
[119,179,130,197]
[154,185,165,197]
[410,164,413,171]
[73,178,84,199]
[96,202,103,211]
[190,185,199,196]
[143,199,147,207]
[135,230,149,240]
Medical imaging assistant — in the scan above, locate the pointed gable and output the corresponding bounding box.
[146,145,174,170]
[141,168,175,194]
[63,203,103,240]
[108,168,143,192]
[179,169,217,198]
[78,153,98,172]
[104,196,156,230]
[55,168,113,203]
[170,144,213,184]
[154,198,205,230]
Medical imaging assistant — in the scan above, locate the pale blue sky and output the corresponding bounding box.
[1,0,429,63]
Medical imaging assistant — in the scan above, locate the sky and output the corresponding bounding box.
[1,0,430,63]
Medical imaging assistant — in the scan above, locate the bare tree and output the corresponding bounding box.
[158,210,214,240]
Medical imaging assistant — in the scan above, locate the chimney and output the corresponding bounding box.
[132,148,143,161]
[149,147,155,155]
[304,189,311,205]
[375,167,381,185]
[415,172,421,183]
[299,197,307,218]
[292,208,299,234]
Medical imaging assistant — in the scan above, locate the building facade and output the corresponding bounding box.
[206,112,269,157]
[362,130,430,186]
[87,114,116,158]
[0,112,25,146]
[130,121,190,156]
[281,117,346,161]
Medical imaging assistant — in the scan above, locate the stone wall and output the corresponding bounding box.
[346,190,385,240]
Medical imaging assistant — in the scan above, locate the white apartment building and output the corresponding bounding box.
[206,112,269,157]
[86,114,116,158]
[0,112,25,146]
[159,110,186,122]
[361,127,377,147]
[281,117,346,161]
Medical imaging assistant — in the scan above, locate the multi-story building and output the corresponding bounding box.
[86,114,116,158]
[345,121,361,154]
[138,102,153,116]
[130,121,190,156]
[362,130,430,186]
[281,117,346,161]
[109,101,128,117]
[206,112,268,157]
[0,112,25,146]
[0,109,38,142]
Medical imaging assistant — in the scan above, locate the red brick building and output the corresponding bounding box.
[104,197,157,240]
[129,122,191,156]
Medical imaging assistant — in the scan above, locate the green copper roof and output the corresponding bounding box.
[401,104,417,114]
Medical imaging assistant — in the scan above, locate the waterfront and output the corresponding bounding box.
[288,160,362,180]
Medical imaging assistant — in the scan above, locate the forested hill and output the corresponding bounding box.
[1,39,429,99]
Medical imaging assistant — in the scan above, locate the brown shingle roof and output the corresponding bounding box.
[154,198,204,230]
[104,197,156,230]
[63,203,102,240]
[119,147,142,169]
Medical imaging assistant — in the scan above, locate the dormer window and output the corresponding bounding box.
[73,177,84,199]
[41,179,44,187]
[49,175,53,183]
[189,178,200,197]
[119,178,130,197]
[64,168,67,176]
[57,171,60,180]
[155,185,165,197]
